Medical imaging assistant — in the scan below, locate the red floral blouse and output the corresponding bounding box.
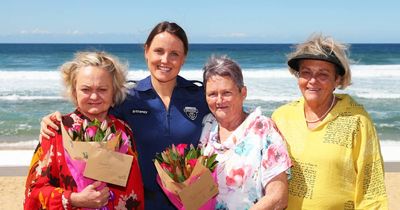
[24,110,144,210]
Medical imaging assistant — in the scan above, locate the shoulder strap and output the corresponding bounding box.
[126,80,138,89]
[190,80,203,87]
[198,114,215,147]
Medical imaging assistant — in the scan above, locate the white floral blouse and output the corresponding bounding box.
[199,107,292,210]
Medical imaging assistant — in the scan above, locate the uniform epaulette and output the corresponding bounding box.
[126,80,138,89]
[190,80,203,87]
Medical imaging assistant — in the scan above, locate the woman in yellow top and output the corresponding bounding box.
[272,34,388,209]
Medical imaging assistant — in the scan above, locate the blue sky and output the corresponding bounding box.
[1,0,399,43]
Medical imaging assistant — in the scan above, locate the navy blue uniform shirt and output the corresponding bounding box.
[111,75,210,210]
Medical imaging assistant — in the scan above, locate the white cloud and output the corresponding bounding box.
[18,29,84,35]
[19,28,50,35]
[66,30,81,35]
[210,32,248,38]
[228,33,247,38]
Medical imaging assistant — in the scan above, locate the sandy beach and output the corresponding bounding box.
[1,143,399,209]
[1,170,399,209]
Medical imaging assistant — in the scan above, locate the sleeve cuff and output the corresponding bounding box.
[62,190,73,210]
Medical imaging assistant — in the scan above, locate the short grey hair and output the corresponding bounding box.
[203,55,244,91]
[61,51,128,106]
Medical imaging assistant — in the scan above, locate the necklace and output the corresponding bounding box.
[305,96,336,123]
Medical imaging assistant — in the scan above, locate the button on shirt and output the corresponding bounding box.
[111,75,210,210]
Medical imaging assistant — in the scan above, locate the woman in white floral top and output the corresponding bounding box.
[199,55,292,210]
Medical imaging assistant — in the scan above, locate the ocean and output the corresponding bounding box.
[0,43,399,149]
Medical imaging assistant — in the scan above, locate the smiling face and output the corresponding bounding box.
[205,75,247,124]
[144,32,186,86]
[74,66,114,121]
[297,59,340,106]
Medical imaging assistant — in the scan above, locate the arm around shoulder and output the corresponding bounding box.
[40,111,62,139]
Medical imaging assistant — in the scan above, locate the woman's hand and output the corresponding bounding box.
[40,111,61,139]
[70,181,110,208]
[250,172,288,210]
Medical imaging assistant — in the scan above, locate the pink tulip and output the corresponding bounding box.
[107,133,115,141]
[72,123,81,132]
[86,126,97,138]
[67,128,74,138]
[160,163,173,173]
[187,159,197,169]
[121,131,129,141]
[176,144,187,156]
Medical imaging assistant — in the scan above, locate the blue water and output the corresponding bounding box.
[0,44,399,148]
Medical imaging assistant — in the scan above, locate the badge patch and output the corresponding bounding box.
[184,107,198,120]
[131,109,149,115]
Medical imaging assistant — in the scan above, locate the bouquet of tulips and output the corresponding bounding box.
[66,118,129,152]
[154,144,218,210]
[62,116,132,195]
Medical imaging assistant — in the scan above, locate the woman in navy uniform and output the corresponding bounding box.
[40,21,209,210]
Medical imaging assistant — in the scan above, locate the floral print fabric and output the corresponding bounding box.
[24,110,144,210]
[199,107,292,210]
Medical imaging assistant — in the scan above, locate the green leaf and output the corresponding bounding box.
[196,147,201,157]
[164,170,175,181]
[154,154,164,163]
[110,125,116,133]
[94,129,104,142]
[206,154,217,168]
[177,174,186,183]
[170,150,178,161]
[186,147,199,160]
[73,132,78,141]
[209,161,218,172]
[92,118,101,127]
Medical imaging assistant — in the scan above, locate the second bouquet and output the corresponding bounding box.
[154,144,218,210]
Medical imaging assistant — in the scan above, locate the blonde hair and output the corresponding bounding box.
[288,34,352,89]
[61,51,128,106]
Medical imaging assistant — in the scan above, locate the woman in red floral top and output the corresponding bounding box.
[24,51,144,210]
